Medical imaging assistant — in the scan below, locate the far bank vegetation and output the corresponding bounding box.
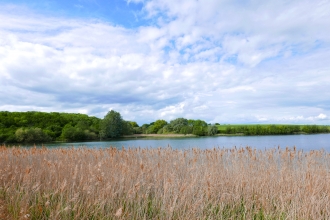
[0,111,329,144]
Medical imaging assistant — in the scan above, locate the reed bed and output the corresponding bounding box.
[0,145,330,219]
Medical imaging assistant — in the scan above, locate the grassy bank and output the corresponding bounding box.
[1,146,330,219]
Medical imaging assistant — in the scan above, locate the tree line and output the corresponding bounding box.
[0,110,218,143]
[134,118,218,136]
[99,111,219,138]
[0,110,329,143]
[0,111,101,143]
[222,124,329,135]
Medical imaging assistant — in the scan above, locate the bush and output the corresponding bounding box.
[193,126,206,136]
[133,127,143,134]
[207,125,218,136]
[179,126,191,135]
[162,125,173,133]
[15,127,52,143]
[170,118,188,133]
[157,128,164,134]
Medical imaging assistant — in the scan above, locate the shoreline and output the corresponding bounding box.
[122,134,198,138]
[122,132,312,139]
[3,132,327,146]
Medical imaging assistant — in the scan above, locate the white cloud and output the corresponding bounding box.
[143,0,330,66]
[126,0,144,4]
[316,114,327,120]
[0,2,330,124]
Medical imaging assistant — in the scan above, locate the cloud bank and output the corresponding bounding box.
[0,1,330,125]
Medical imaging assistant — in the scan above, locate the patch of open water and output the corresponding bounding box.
[22,134,330,151]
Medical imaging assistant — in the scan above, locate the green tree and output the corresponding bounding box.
[0,111,102,142]
[193,119,207,128]
[179,125,192,134]
[157,128,164,134]
[133,127,143,134]
[192,126,205,136]
[162,124,173,133]
[191,119,208,136]
[226,126,233,134]
[122,121,134,135]
[100,110,123,139]
[207,125,218,136]
[15,127,51,143]
[84,130,98,140]
[61,123,85,141]
[146,125,156,134]
[45,124,63,139]
[170,118,188,133]
[152,120,168,133]
[141,124,149,134]
[129,121,139,128]
[75,121,89,130]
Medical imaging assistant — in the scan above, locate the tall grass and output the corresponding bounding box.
[0,145,330,219]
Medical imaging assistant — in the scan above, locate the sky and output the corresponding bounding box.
[0,0,330,125]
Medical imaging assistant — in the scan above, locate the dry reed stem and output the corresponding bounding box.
[0,145,330,219]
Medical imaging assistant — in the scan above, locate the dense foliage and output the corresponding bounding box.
[0,111,101,143]
[222,124,329,135]
[139,118,217,136]
[0,111,329,143]
[99,110,134,139]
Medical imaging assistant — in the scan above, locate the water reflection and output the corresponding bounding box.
[19,134,330,151]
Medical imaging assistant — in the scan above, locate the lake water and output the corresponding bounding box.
[33,134,330,151]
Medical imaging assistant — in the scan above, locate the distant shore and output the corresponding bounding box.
[122,132,311,139]
[122,133,251,138]
[122,134,197,138]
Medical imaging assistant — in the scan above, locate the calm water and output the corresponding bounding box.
[27,134,330,151]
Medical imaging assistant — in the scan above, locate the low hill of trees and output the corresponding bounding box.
[0,111,101,143]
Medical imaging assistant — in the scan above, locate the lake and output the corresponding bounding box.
[26,133,330,151]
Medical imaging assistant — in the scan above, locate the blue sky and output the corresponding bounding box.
[1,0,145,26]
[0,0,330,125]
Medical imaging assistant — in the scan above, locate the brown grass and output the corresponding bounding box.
[0,145,330,219]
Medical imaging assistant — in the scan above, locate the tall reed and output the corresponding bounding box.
[0,145,329,219]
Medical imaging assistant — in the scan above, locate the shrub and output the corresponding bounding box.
[15,127,51,143]
[207,125,218,136]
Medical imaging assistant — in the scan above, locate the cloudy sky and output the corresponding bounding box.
[0,0,329,125]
